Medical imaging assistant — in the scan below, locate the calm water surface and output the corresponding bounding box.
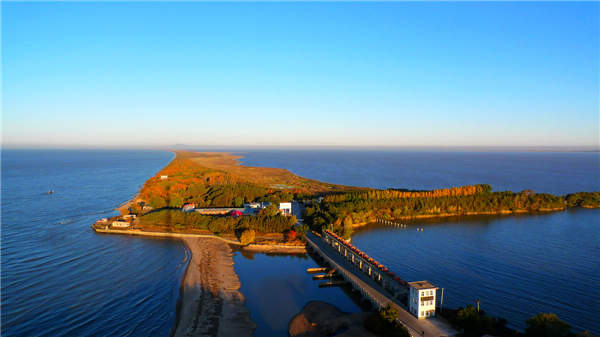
[1,149,186,337]
[239,150,600,194]
[352,210,599,333]
[233,251,363,337]
[236,150,600,334]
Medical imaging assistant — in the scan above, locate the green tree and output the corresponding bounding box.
[525,313,571,337]
[380,303,398,324]
[149,196,167,209]
[261,204,279,216]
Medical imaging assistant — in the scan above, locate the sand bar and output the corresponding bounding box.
[172,237,256,337]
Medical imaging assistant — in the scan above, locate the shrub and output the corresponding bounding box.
[364,303,409,337]
[285,229,297,241]
[240,229,256,245]
[525,313,571,337]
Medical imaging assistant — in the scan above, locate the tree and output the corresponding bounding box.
[342,216,353,239]
[285,229,297,241]
[149,196,167,209]
[380,303,398,324]
[233,196,244,207]
[295,224,309,241]
[261,204,279,216]
[525,313,571,337]
[239,229,256,245]
[364,303,410,337]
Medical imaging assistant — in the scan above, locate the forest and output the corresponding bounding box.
[137,209,298,234]
[305,186,600,238]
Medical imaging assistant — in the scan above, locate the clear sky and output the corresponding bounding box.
[2,2,598,148]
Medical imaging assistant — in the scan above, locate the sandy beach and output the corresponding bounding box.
[172,237,256,337]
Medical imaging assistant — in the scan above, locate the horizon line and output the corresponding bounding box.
[2,144,599,152]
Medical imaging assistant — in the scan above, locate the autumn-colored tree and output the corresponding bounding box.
[239,229,256,245]
[285,229,297,241]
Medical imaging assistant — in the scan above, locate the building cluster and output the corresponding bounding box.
[95,214,137,229]
[180,202,292,217]
[322,229,438,319]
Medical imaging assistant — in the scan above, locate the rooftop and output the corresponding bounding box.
[408,281,438,290]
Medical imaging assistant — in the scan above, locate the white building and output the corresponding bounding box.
[112,220,131,228]
[160,175,168,180]
[278,202,292,215]
[408,281,438,319]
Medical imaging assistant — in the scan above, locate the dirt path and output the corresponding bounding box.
[172,237,255,337]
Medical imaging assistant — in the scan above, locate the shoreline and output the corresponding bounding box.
[93,227,307,253]
[351,207,567,228]
[172,237,256,337]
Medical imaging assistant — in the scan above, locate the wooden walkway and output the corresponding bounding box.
[306,231,456,337]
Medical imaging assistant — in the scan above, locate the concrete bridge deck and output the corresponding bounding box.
[306,231,456,337]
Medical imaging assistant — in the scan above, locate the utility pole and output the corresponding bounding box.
[476,299,481,313]
[440,288,444,311]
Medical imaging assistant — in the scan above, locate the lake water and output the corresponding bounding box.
[232,251,364,337]
[2,149,598,336]
[1,149,185,337]
[236,150,600,335]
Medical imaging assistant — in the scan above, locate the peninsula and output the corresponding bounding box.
[92,150,599,337]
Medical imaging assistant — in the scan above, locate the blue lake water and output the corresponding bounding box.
[232,251,363,337]
[239,150,600,195]
[2,149,599,336]
[1,149,185,337]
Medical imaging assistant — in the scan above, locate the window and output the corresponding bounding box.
[421,311,424,316]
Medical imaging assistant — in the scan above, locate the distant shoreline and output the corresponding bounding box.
[350,207,568,228]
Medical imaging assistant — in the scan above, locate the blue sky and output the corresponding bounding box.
[2,2,598,148]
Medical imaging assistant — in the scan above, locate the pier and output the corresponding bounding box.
[306,230,456,337]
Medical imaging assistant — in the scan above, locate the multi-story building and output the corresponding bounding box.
[408,281,438,319]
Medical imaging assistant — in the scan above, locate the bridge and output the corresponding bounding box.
[305,230,456,337]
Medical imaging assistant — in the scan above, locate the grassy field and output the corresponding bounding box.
[120,150,366,214]
[187,151,363,193]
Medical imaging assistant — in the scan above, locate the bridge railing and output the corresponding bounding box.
[307,232,422,337]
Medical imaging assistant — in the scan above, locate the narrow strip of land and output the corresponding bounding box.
[94,227,306,253]
[173,237,256,337]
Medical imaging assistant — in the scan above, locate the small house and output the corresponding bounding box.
[278,202,292,215]
[160,175,168,180]
[182,203,196,212]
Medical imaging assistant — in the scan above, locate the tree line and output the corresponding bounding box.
[306,188,599,238]
[137,209,297,234]
[441,306,594,337]
[324,184,492,203]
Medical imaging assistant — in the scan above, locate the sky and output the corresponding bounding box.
[2,2,599,149]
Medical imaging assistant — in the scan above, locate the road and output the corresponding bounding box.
[306,231,456,337]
